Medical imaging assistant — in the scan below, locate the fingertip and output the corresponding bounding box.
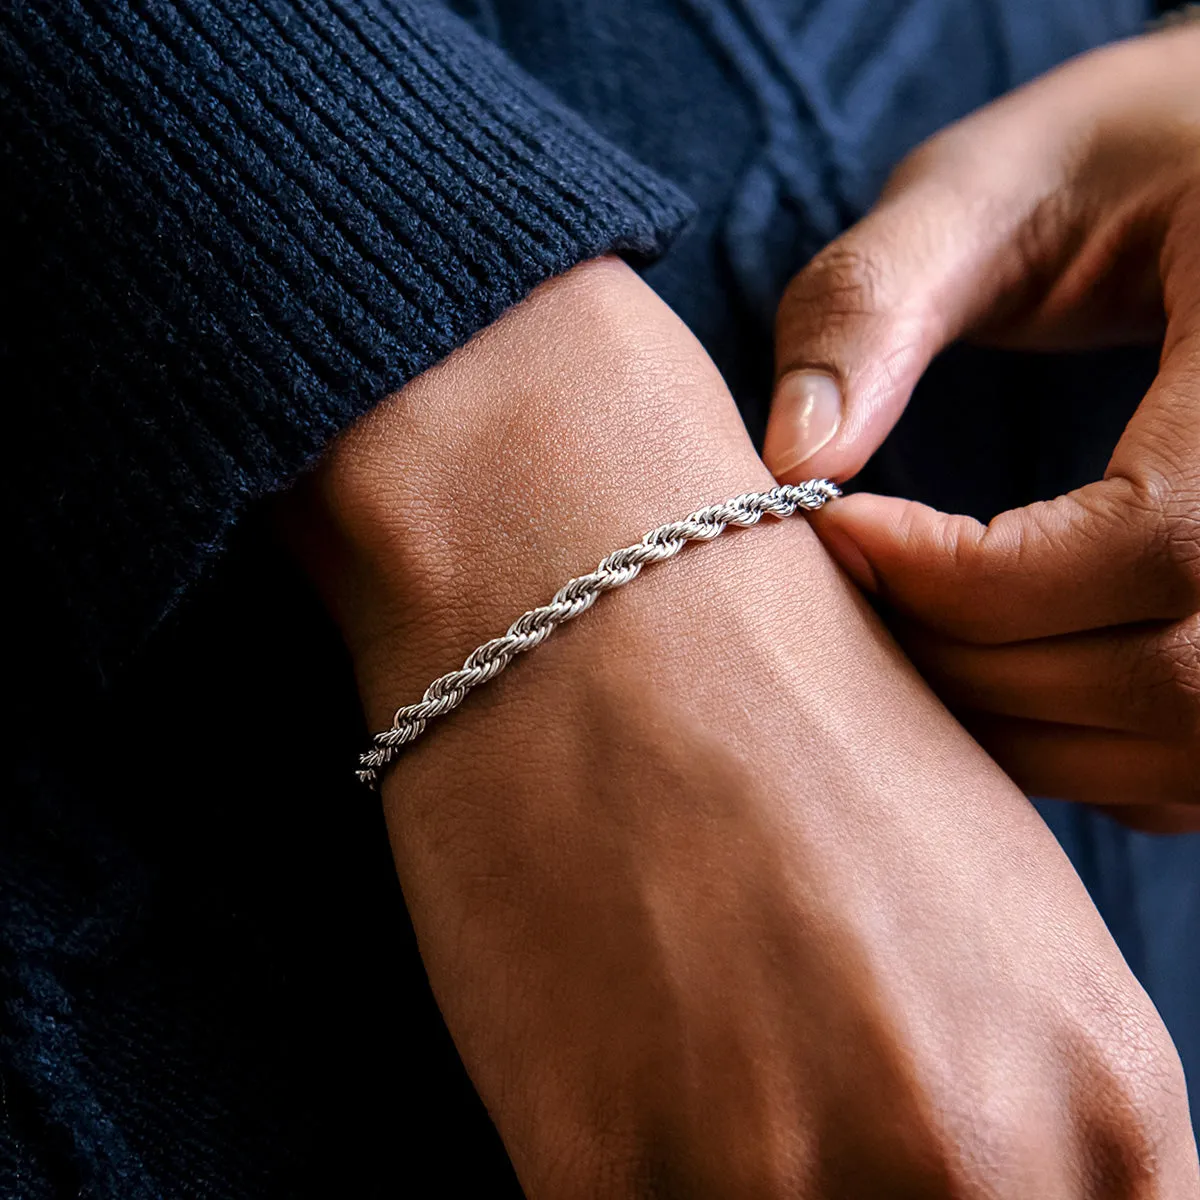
[809,493,909,593]
[816,492,919,546]
[823,492,966,551]
[814,520,879,593]
[813,493,970,597]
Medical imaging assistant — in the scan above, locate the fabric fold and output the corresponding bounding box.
[1,0,694,682]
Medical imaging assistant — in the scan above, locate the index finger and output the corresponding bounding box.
[815,226,1200,644]
[816,475,1200,644]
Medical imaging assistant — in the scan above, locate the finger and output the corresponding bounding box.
[896,618,1200,738]
[964,715,1199,809]
[815,484,1200,643]
[764,175,1020,483]
[766,31,1200,484]
[812,182,1200,640]
[763,42,1140,485]
[1097,805,1200,836]
[763,31,1200,482]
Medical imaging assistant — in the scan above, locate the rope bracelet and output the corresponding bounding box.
[357,478,841,788]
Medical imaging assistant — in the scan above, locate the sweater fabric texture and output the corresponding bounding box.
[3,0,1197,1195]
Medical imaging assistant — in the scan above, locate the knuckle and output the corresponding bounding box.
[1154,496,1200,610]
[781,239,890,328]
[547,1105,961,1199]
[1013,184,1077,282]
[1067,997,1194,1195]
[1152,617,1200,739]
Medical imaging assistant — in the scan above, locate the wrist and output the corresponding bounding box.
[283,257,790,724]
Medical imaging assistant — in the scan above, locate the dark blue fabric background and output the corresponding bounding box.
[480,0,1200,1136]
[3,0,1196,1194]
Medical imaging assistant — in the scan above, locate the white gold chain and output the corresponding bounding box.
[358,478,841,788]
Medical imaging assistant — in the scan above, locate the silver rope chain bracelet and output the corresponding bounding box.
[357,478,841,788]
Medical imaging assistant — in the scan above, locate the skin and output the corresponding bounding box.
[283,256,1199,1195]
[764,25,1200,830]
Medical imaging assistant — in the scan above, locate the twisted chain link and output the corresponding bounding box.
[358,478,841,788]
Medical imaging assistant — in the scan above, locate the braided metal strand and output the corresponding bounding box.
[357,478,841,788]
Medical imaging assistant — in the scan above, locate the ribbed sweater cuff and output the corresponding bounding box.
[2,0,694,679]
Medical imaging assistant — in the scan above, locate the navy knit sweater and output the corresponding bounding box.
[4,1,1189,1196]
[3,0,694,687]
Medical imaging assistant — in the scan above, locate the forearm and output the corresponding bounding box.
[280,256,1196,1195]
[3,0,690,683]
[289,256,827,724]
[284,254,1033,842]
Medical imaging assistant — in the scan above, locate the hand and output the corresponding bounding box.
[285,258,1198,1194]
[763,25,1200,827]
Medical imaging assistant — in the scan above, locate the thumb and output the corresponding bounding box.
[764,26,1200,484]
[764,152,1050,483]
[812,183,1200,640]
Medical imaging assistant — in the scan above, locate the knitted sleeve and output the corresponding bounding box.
[0,0,693,681]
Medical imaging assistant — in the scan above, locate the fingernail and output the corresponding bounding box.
[765,371,842,478]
